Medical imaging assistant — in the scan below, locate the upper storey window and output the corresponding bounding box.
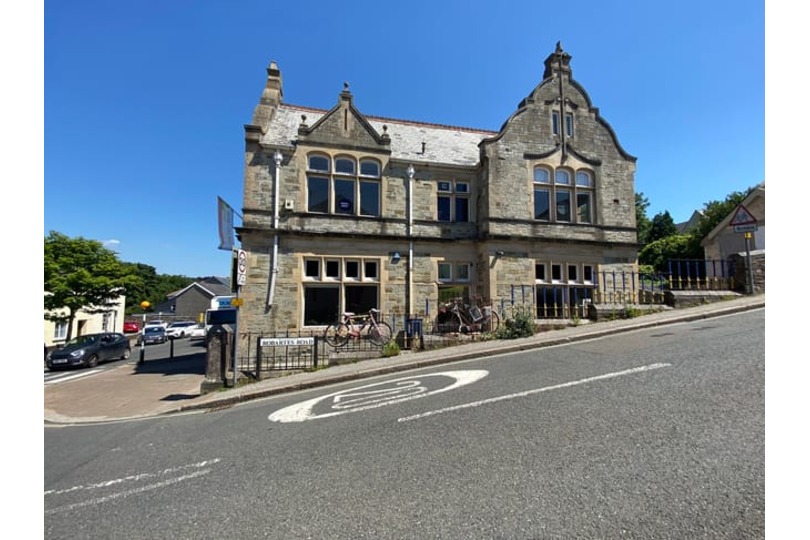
[437,181,470,223]
[533,166,594,224]
[307,153,381,217]
[552,111,574,138]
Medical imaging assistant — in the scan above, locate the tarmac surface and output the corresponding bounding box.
[44,294,765,425]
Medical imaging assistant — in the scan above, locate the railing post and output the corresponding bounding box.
[255,335,262,377]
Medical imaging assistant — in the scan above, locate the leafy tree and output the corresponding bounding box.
[44,231,141,341]
[635,192,652,245]
[639,234,701,272]
[648,211,678,243]
[122,263,195,313]
[686,187,757,255]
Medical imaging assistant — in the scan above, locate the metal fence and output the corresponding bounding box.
[232,259,740,371]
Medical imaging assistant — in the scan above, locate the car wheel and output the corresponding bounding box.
[86,354,99,368]
[121,348,131,360]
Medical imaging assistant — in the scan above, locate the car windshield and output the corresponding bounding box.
[144,327,163,334]
[67,335,98,346]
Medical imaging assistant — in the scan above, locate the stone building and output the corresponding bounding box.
[236,44,639,337]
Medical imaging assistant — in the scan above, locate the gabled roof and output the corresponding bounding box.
[167,277,232,300]
[262,104,496,168]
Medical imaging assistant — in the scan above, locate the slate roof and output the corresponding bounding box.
[261,104,498,168]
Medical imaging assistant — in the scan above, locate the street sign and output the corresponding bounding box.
[237,249,247,286]
[734,224,758,233]
[729,204,757,227]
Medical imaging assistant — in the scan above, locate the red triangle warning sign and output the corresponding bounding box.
[729,204,757,226]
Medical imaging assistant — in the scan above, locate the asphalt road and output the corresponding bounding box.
[44,309,764,539]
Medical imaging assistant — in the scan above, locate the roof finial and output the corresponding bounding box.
[555,41,562,53]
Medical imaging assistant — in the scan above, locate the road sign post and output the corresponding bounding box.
[729,204,758,294]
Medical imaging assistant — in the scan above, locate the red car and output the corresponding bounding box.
[123,321,140,334]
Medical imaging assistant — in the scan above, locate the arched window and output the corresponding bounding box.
[335,157,355,175]
[308,154,330,172]
[360,159,380,177]
[533,166,595,224]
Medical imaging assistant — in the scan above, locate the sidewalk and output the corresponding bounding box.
[44,294,765,425]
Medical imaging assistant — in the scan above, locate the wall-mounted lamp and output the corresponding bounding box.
[496,251,505,257]
[390,251,402,264]
[407,164,415,179]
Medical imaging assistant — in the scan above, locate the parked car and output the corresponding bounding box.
[188,324,206,340]
[140,326,167,345]
[166,321,197,339]
[123,321,140,334]
[46,333,131,370]
[144,320,168,331]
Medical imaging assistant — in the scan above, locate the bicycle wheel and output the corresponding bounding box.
[482,309,500,333]
[324,323,350,347]
[368,322,393,346]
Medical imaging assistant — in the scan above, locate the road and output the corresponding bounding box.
[44,309,764,539]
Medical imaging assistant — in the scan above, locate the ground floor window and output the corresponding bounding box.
[302,256,381,326]
[536,286,593,318]
[53,320,67,340]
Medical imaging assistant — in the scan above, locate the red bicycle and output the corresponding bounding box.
[323,308,393,348]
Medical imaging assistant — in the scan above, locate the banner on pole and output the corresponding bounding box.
[217,196,235,251]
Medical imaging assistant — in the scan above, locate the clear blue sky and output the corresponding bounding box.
[41,0,765,278]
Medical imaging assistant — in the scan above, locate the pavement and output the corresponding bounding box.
[44,294,765,425]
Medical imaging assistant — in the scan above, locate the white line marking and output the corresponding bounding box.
[44,459,221,496]
[45,369,104,385]
[44,469,211,515]
[397,363,671,423]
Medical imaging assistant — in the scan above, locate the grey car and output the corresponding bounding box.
[140,326,168,345]
[46,333,131,370]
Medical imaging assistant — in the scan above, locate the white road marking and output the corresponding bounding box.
[44,459,222,496]
[44,470,211,515]
[45,459,222,515]
[397,363,672,423]
[44,369,104,385]
[269,370,489,423]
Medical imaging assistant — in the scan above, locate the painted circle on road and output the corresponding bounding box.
[268,370,489,423]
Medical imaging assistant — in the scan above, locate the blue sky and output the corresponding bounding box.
[41,0,765,278]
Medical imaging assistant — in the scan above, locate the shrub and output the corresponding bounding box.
[494,308,535,339]
[382,341,401,357]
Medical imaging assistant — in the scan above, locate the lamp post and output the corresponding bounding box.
[139,301,150,365]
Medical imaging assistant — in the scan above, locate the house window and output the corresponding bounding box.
[306,153,381,217]
[552,112,574,137]
[53,320,67,340]
[575,171,593,224]
[437,262,472,302]
[437,181,470,222]
[535,263,546,282]
[302,256,381,326]
[533,166,595,224]
[551,264,562,282]
[567,264,578,282]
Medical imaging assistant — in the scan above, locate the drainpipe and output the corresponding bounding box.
[407,164,415,318]
[268,149,283,309]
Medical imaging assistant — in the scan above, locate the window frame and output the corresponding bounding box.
[437,180,471,223]
[533,165,596,224]
[305,153,382,218]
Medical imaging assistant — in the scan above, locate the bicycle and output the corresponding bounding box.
[323,308,393,348]
[440,298,500,334]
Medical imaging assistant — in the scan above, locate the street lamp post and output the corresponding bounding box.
[139,301,150,365]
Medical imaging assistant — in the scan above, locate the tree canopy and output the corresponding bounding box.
[44,231,141,340]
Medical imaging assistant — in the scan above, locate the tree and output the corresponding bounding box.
[648,211,678,243]
[121,262,194,312]
[44,231,141,341]
[639,234,701,272]
[635,192,652,245]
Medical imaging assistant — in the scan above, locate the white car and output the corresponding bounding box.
[188,324,206,340]
[166,321,198,339]
[143,320,168,331]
